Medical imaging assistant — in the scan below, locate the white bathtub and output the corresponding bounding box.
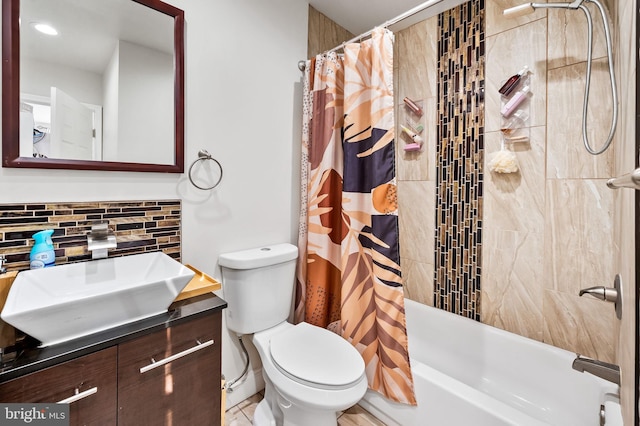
[359,299,622,426]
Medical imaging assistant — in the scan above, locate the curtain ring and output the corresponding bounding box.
[188,149,223,190]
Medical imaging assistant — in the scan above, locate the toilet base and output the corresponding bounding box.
[253,399,276,426]
[252,393,340,426]
[252,374,340,426]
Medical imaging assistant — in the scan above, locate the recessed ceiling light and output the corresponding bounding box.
[32,23,58,36]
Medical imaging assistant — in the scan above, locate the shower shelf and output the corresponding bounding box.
[499,67,531,144]
[400,97,425,152]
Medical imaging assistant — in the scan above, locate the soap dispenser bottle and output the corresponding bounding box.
[498,66,529,96]
[30,229,55,269]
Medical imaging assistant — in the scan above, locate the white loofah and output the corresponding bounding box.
[488,149,519,174]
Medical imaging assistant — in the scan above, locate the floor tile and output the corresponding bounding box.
[240,393,263,422]
[224,404,252,426]
[338,405,386,426]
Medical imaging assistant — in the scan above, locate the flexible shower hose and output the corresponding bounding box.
[579,0,618,155]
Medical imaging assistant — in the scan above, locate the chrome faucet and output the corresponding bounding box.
[572,354,620,385]
[87,221,117,259]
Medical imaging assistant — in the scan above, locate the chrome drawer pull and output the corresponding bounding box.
[57,387,98,404]
[140,339,214,374]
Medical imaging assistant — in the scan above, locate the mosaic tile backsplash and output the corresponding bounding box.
[434,0,485,320]
[0,200,181,271]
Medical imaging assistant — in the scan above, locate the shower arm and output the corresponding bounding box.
[504,0,584,17]
[530,1,584,10]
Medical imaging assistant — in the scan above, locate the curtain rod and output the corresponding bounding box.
[299,0,444,71]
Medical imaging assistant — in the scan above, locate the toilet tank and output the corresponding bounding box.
[218,243,298,335]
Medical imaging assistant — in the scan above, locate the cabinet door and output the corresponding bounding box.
[117,311,221,426]
[0,347,118,426]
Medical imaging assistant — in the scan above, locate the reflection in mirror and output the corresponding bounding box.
[2,0,185,172]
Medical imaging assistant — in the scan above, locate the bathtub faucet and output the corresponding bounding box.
[572,354,620,385]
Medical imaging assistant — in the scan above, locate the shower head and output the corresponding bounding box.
[503,3,535,18]
[503,0,585,18]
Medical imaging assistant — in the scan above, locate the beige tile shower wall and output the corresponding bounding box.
[482,13,548,341]
[483,0,618,362]
[393,1,619,362]
[395,17,439,306]
[482,128,546,341]
[307,6,354,58]
[543,1,617,362]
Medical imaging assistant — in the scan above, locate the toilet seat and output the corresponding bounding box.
[269,322,365,390]
[253,321,369,417]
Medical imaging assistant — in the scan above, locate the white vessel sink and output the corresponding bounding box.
[1,252,194,347]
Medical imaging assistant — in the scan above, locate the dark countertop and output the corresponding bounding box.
[0,293,227,384]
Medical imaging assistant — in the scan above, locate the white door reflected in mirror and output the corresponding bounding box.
[20,90,103,161]
[51,87,96,161]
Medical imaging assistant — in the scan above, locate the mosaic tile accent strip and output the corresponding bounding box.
[434,0,485,320]
[0,200,181,271]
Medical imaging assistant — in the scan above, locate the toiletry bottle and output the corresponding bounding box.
[500,110,529,135]
[30,229,55,269]
[400,125,424,145]
[403,97,423,116]
[498,66,529,97]
[501,85,531,118]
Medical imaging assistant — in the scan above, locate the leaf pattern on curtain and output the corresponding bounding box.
[296,53,346,328]
[296,29,416,405]
[341,28,415,405]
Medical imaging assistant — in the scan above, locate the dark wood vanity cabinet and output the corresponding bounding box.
[118,312,222,425]
[0,302,223,426]
[0,347,118,425]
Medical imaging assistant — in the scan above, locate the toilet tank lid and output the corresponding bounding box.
[218,243,298,269]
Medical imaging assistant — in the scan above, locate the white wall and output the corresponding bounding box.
[21,57,103,105]
[117,40,174,165]
[1,0,308,409]
[102,44,120,162]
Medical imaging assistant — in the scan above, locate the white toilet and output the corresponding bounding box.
[219,243,367,426]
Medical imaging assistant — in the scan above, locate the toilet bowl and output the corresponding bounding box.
[218,244,368,426]
[252,322,367,425]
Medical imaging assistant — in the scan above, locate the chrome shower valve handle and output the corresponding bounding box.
[578,286,618,302]
[578,274,622,319]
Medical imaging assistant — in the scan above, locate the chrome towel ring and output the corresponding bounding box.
[188,149,223,190]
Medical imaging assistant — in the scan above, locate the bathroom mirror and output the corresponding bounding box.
[2,0,185,172]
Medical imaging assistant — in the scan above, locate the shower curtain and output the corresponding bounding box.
[295,28,416,405]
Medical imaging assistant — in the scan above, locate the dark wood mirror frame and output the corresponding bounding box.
[1,0,185,173]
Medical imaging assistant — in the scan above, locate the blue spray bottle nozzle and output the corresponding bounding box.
[32,229,54,244]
